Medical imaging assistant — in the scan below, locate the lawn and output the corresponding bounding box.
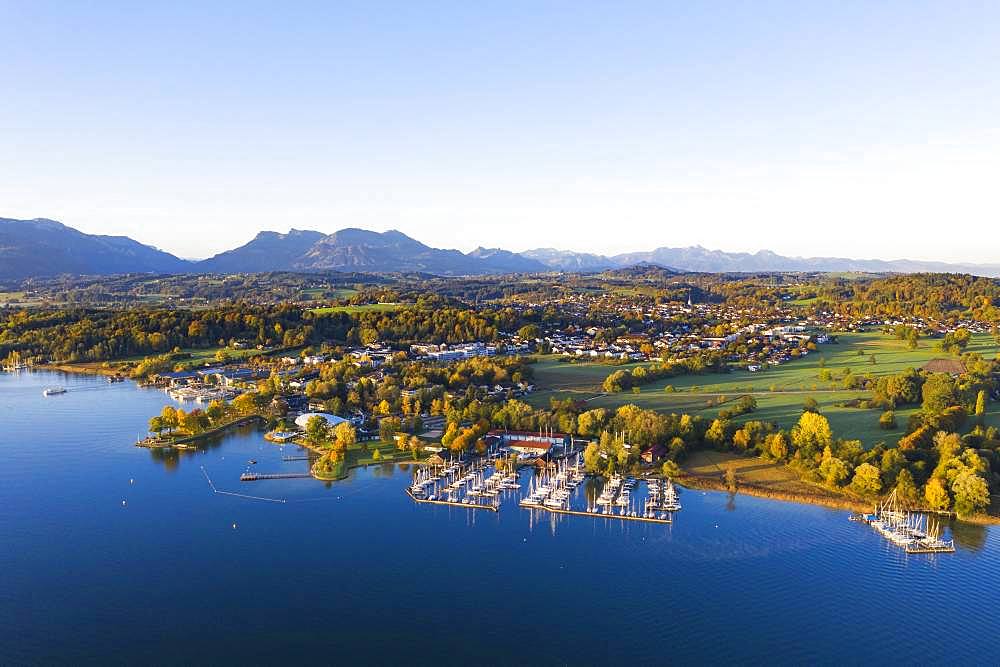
[310,303,401,315]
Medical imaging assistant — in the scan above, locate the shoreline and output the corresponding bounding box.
[46,363,122,377]
[674,473,1000,526]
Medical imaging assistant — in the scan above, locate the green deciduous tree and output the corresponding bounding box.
[951,471,990,518]
[849,462,882,498]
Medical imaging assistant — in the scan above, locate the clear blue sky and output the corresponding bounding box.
[2,1,999,261]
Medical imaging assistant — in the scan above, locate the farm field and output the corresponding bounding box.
[299,287,358,301]
[527,331,1000,446]
[310,303,401,315]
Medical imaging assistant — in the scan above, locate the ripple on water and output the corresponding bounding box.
[1,370,999,664]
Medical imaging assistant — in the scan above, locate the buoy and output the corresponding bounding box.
[129,478,134,485]
[232,522,237,529]
[122,500,127,506]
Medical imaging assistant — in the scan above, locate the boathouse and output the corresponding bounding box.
[486,429,570,455]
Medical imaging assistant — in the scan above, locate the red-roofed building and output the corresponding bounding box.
[486,430,570,455]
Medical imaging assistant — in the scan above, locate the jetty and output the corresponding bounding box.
[240,471,313,481]
[521,504,671,524]
[405,487,498,511]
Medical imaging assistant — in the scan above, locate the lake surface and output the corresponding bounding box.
[1,371,998,665]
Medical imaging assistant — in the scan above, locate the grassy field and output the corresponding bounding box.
[0,291,26,303]
[54,346,264,374]
[681,450,836,496]
[310,303,401,315]
[527,332,1000,446]
[300,287,357,301]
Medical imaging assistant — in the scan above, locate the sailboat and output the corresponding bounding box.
[3,350,29,372]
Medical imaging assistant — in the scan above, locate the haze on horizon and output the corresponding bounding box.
[3,2,999,263]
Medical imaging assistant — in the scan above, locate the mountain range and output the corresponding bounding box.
[3,216,999,280]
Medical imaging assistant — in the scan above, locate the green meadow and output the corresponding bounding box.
[310,303,401,315]
[527,332,1000,446]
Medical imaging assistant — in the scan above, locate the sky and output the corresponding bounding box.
[2,1,999,262]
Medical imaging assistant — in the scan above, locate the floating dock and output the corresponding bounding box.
[521,504,672,524]
[405,488,498,512]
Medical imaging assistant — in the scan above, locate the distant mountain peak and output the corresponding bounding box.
[0,216,190,279]
[5,216,1000,279]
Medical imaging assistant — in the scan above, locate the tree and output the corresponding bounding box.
[879,448,906,486]
[583,442,603,474]
[576,408,608,438]
[159,405,179,433]
[791,412,833,463]
[849,463,882,498]
[951,471,990,518]
[408,435,423,459]
[924,478,951,512]
[148,415,165,436]
[232,392,259,416]
[333,422,357,453]
[371,448,382,461]
[379,416,401,442]
[305,415,330,445]
[765,432,789,462]
[921,373,958,415]
[802,396,819,414]
[975,389,987,422]
[704,418,730,449]
[894,469,919,507]
[516,324,541,340]
[661,460,681,478]
[818,456,850,487]
[724,465,738,493]
[879,410,896,430]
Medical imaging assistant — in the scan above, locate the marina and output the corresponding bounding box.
[405,453,681,525]
[166,385,238,403]
[851,489,956,554]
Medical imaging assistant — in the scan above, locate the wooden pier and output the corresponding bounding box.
[521,504,672,524]
[281,455,312,461]
[240,472,313,481]
[904,543,956,554]
[405,488,498,512]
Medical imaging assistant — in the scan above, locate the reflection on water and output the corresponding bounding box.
[951,519,988,552]
[1,370,999,665]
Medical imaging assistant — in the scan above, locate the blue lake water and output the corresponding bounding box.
[1,371,998,665]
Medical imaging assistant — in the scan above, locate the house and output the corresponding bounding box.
[922,358,967,376]
[155,370,201,387]
[640,443,668,464]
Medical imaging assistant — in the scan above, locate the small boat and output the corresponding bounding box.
[43,387,67,396]
[248,459,257,465]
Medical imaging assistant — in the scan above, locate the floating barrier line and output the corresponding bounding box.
[200,466,287,504]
